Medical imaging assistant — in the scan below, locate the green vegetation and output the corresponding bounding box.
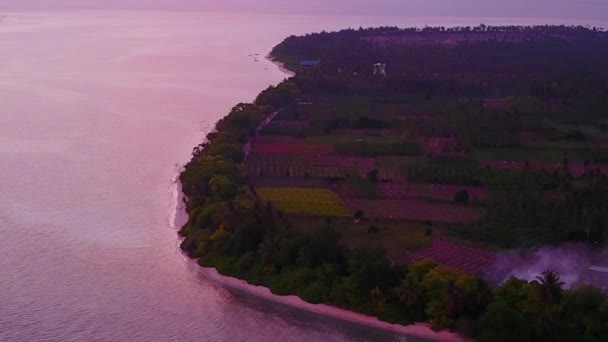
[447,166,608,248]
[256,187,351,217]
[404,161,487,186]
[290,218,440,258]
[344,174,378,198]
[179,25,608,341]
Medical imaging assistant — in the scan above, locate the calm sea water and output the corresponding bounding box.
[0,10,605,342]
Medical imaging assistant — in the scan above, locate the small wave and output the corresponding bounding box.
[168,124,217,231]
[169,163,187,230]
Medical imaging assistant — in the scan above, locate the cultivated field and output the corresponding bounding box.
[251,136,335,155]
[256,187,351,217]
[377,183,488,202]
[401,239,497,278]
[343,199,485,224]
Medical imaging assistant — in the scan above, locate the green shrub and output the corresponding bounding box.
[238,252,257,273]
[299,282,328,303]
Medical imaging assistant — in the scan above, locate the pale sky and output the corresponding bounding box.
[2,0,608,20]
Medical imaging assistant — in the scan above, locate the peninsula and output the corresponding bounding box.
[179,25,608,341]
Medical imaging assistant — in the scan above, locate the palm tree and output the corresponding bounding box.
[445,280,463,317]
[399,277,422,308]
[257,237,276,268]
[535,269,565,305]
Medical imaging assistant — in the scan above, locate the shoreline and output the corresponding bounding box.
[176,52,469,342]
[200,267,471,342]
[176,52,467,341]
[266,54,296,77]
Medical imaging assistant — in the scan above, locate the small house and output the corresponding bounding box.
[299,60,321,68]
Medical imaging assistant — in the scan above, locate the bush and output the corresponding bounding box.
[368,225,380,234]
[299,282,328,303]
[238,252,257,273]
[454,189,470,204]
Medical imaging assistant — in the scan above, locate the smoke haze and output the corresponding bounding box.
[494,244,608,290]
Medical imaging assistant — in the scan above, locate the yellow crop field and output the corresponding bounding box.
[256,187,352,217]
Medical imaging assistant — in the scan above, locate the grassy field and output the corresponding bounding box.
[292,217,445,259]
[256,187,352,217]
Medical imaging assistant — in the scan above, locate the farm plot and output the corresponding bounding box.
[313,136,423,157]
[486,161,608,178]
[337,177,379,199]
[246,155,309,177]
[312,155,375,169]
[251,136,335,155]
[401,239,497,278]
[250,176,332,189]
[252,142,335,155]
[246,155,353,178]
[256,187,352,217]
[343,199,485,224]
[262,120,310,136]
[404,163,484,186]
[483,160,560,173]
[568,163,608,177]
[473,147,580,163]
[419,137,462,156]
[295,218,439,258]
[377,183,488,202]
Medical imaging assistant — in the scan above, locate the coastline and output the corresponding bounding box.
[200,267,471,342]
[176,52,469,341]
[266,54,296,77]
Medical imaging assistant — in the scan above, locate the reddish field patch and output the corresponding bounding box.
[376,183,409,199]
[313,155,375,169]
[343,199,485,224]
[251,176,332,189]
[251,136,335,155]
[246,153,382,179]
[568,163,608,177]
[401,239,497,278]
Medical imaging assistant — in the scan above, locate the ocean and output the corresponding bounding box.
[0,10,605,341]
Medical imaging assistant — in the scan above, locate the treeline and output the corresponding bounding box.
[325,24,606,36]
[272,25,608,101]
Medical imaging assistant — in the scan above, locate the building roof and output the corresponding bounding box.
[299,60,320,67]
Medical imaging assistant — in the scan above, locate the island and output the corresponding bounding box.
[179,25,608,341]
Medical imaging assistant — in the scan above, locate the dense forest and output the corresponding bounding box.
[180,26,608,341]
